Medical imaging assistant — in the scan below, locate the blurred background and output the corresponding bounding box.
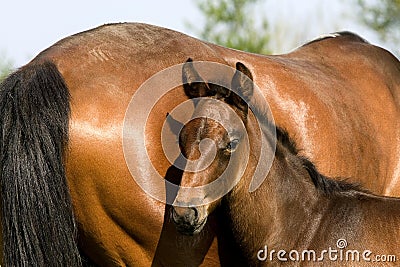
[1,0,399,80]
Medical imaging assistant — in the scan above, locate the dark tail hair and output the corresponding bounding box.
[0,61,82,266]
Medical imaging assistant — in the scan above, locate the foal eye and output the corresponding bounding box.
[225,139,239,153]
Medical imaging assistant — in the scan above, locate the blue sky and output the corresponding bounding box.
[0,0,387,67]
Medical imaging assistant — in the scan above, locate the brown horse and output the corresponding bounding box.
[1,23,399,266]
[173,60,400,266]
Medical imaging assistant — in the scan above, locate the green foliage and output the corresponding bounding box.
[357,0,400,48]
[0,52,14,82]
[188,0,271,54]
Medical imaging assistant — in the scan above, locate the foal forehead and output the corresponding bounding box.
[192,98,244,132]
[193,98,241,125]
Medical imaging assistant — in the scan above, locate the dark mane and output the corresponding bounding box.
[274,126,366,195]
[336,31,369,43]
[301,158,366,195]
[303,31,368,47]
[275,126,299,155]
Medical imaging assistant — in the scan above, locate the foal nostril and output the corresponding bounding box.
[191,207,198,219]
[172,206,199,223]
[172,206,207,235]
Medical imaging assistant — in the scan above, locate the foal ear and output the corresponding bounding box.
[182,58,212,98]
[230,62,254,115]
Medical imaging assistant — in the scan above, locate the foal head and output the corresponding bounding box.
[172,59,254,235]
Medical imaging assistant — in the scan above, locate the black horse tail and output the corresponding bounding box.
[0,61,82,266]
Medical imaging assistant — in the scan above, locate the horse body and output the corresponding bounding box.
[2,23,224,266]
[38,23,225,266]
[1,22,400,265]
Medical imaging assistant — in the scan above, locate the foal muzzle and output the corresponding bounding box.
[171,206,207,235]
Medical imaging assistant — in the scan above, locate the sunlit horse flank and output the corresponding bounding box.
[0,23,399,266]
[173,59,400,266]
